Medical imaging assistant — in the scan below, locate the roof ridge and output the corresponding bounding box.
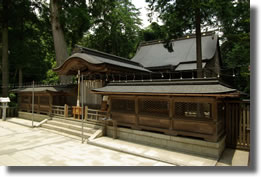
[74,45,144,67]
[139,31,216,47]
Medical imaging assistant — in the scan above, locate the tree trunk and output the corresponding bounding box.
[195,5,202,78]
[50,0,71,83]
[195,2,203,117]
[2,0,9,97]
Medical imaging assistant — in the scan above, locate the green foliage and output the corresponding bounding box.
[5,0,51,84]
[42,58,59,84]
[139,22,167,41]
[80,0,142,58]
[8,92,17,107]
[219,0,250,94]
[59,0,92,49]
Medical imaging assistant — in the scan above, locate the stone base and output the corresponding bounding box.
[18,111,51,122]
[106,126,225,159]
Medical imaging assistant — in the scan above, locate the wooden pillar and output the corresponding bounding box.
[49,94,53,116]
[135,96,139,126]
[169,97,173,130]
[28,96,31,112]
[212,99,218,138]
[64,104,68,117]
[113,120,117,139]
[84,106,88,120]
[212,100,217,121]
[37,95,40,114]
[107,96,112,119]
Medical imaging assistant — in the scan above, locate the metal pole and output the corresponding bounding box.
[81,74,84,143]
[32,80,34,127]
[77,70,80,107]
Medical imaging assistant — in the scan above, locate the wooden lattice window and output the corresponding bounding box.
[111,99,135,114]
[34,96,38,104]
[174,102,212,119]
[139,99,169,117]
[40,96,49,105]
[21,96,30,104]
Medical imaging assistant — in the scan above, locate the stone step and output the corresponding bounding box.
[52,117,102,129]
[41,123,91,139]
[47,120,97,134]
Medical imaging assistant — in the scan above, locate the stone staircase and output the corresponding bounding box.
[41,117,103,140]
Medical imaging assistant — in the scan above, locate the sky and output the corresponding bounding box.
[131,0,162,28]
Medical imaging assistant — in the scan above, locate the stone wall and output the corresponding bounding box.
[106,126,225,158]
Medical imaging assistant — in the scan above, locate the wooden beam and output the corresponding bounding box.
[91,91,240,98]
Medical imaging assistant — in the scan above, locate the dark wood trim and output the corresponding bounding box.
[92,91,240,98]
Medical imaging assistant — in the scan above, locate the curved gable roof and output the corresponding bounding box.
[53,47,150,75]
[131,34,218,68]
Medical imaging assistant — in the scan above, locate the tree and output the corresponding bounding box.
[59,0,91,50]
[146,0,229,77]
[146,0,250,92]
[218,0,250,94]
[139,22,167,41]
[7,0,51,85]
[49,0,92,82]
[50,0,69,82]
[1,0,9,96]
[81,0,141,58]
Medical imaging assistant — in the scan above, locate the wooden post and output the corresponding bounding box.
[64,104,68,118]
[169,97,173,130]
[135,96,139,126]
[113,120,117,139]
[107,96,111,119]
[85,106,88,120]
[49,94,53,116]
[37,95,40,114]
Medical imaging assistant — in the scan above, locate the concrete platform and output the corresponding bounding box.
[217,148,249,166]
[89,136,249,166]
[89,137,218,166]
[106,126,225,158]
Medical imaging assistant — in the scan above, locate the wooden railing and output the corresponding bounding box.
[81,107,118,141]
[52,105,65,116]
[0,107,18,118]
[85,107,107,121]
[52,104,73,118]
[225,100,250,151]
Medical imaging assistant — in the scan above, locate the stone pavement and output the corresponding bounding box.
[0,120,171,166]
[0,118,249,166]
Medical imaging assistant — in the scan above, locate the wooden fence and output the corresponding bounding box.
[85,107,107,121]
[225,100,250,151]
[51,105,107,121]
[0,107,18,118]
[51,104,73,117]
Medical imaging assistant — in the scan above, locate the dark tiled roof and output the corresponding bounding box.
[92,79,237,94]
[131,33,218,69]
[54,46,150,73]
[11,85,76,93]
